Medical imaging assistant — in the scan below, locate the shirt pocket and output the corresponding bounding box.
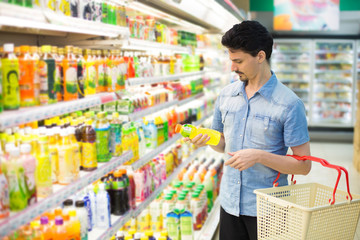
[249,114,283,148]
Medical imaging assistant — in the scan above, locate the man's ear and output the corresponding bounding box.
[257,50,266,63]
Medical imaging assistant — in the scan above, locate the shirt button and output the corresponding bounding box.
[243,118,245,120]
[240,135,243,137]
[238,181,240,184]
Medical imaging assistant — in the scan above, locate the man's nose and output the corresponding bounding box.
[231,62,237,72]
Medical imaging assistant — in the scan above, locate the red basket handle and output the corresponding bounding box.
[272,155,353,205]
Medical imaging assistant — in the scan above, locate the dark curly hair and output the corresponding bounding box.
[221,21,273,61]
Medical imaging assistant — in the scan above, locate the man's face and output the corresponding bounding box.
[228,49,259,83]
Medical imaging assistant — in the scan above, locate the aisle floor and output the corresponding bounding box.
[212,141,360,240]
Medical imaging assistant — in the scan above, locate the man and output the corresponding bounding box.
[185,21,311,240]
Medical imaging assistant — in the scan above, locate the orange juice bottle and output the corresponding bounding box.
[53,217,67,240]
[83,49,96,96]
[40,216,53,240]
[30,46,40,106]
[53,46,63,102]
[95,50,105,93]
[18,45,36,107]
[68,210,81,240]
[62,46,78,101]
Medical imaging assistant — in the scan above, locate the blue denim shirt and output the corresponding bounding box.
[212,72,309,217]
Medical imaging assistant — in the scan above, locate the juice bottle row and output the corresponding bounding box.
[0,138,189,240]
[109,152,224,240]
[0,42,207,112]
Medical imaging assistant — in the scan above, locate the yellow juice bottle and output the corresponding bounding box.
[68,125,80,181]
[67,210,81,240]
[2,43,20,110]
[58,129,73,185]
[83,49,96,96]
[95,50,106,93]
[102,50,111,92]
[35,135,53,198]
[175,124,221,146]
[47,127,59,184]
[62,46,78,101]
[82,119,97,171]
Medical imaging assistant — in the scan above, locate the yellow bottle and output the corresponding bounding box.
[68,125,80,181]
[67,210,81,240]
[58,129,73,185]
[83,49,96,96]
[175,124,221,146]
[47,127,59,184]
[36,135,53,198]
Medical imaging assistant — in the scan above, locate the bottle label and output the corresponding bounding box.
[0,175,9,218]
[7,165,28,211]
[2,58,20,110]
[85,64,96,95]
[95,127,110,162]
[98,64,106,87]
[58,148,73,184]
[38,59,49,105]
[49,147,59,183]
[82,142,97,168]
[19,58,35,107]
[44,59,57,103]
[63,59,78,99]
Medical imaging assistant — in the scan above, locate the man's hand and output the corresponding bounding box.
[183,134,210,148]
[225,149,261,171]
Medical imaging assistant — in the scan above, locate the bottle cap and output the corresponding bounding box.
[75,200,85,208]
[40,216,49,225]
[174,124,182,133]
[160,230,168,236]
[41,45,51,53]
[54,208,62,216]
[116,231,124,237]
[20,143,31,154]
[62,214,70,221]
[68,210,77,217]
[30,221,40,228]
[55,217,63,225]
[3,43,14,52]
[63,199,73,206]
[134,233,142,238]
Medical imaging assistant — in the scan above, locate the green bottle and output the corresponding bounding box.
[2,43,20,110]
[0,55,3,113]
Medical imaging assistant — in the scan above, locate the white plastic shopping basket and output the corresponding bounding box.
[254,155,360,240]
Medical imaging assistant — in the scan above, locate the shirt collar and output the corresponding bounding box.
[231,71,277,100]
[257,71,277,101]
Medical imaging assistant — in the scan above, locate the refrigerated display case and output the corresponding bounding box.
[312,40,355,127]
[355,40,360,125]
[271,40,312,120]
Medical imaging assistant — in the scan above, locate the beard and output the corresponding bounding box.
[235,71,249,84]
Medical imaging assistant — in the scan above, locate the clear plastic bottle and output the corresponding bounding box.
[75,200,88,240]
[68,210,81,240]
[68,126,81,181]
[58,130,73,184]
[96,183,111,228]
[0,147,9,219]
[40,215,53,240]
[109,112,122,157]
[19,143,37,206]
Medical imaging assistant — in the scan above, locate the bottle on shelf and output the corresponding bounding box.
[40,215,53,240]
[95,183,111,228]
[0,147,10,219]
[83,49,96,96]
[68,210,81,240]
[62,46,78,101]
[58,129,73,185]
[18,45,36,107]
[75,200,88,240]
[53,217,67,240]
[175,124,220,146]
[2,43,20,110]
[74,47,85,99]
[40,45,58,104]
[81,119,97,171]
[95,112,111,162]
[19,143,37,206]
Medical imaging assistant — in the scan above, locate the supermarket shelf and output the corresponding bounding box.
[315,60,353,64]
[281,79,309,83]
[272,59,309,64]
[0,151,133,238]
[128,71,206,86]
[315,50,353,54]
[314,69,352,74]
[273,50,307,54]
[0,3,129,38]
[195,198,220,240]
[127,100,180,121]
[132,134,182,171]
[314,89,351,93]
[122,38,190,53]
[314,108,351,112]
[315,79,352,84]
[0,92,120,130]
[178,92,205,106]
[292,88,309,93]
[314,98,352,103]
[311,121,353,128]
[274,69,310,73]
[90,147,205,240]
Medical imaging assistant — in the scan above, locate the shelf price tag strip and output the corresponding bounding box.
[128,71,206,86]
[0,92,119,130]
[0,151,133,238]
[128,100,180,121]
